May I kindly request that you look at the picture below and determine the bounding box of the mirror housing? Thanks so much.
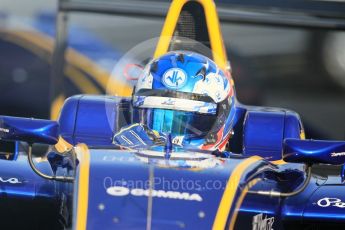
[283,138,345,165]
[0,116,59,145]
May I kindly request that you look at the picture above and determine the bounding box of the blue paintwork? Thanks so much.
[0,116,59,145]
[234,162,306,229]
[243,110,286,160]
[0,94,344,229]
[303,183,345,223]
[59,95,131,146]
[59,95,345,229]
[83,149,269,229]
[0,154,56,198]
[283,138,345,165]
[284,111,303,139]
[0,10,343,230]
[0,152,72,228]
[242,108,302,161]
[280,175,322,223]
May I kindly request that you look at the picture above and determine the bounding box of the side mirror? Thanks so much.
[283,138,345,165]
[0,116,59,145]
[0,116,73,182]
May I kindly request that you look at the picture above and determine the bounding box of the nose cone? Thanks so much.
[78,149,265,230]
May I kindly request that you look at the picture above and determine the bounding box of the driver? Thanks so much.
[114,51,236,152]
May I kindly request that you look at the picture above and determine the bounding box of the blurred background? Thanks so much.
[0,0,344,141]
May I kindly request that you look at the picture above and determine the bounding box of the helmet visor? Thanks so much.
[142,108,217,138]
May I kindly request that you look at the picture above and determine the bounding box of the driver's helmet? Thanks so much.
[132,51,235,151]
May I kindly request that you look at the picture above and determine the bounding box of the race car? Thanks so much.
[0,0,345,229]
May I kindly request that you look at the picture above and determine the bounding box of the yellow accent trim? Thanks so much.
[152,130,160,138]
[300,130,306,140]
[55,136,73,153]
[154,0,228,69]
[51,94,65,120]
[228,178,261,230]
[212,156,262,230]
[230,79,235,87]
[75,144,90,230]
[270,159,287,165]
[197,0,228,69]
[154,0,188,58]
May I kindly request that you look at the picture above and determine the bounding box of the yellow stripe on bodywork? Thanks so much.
[212,156,262,230]
[270,159,287,165]
[74,144,91,230]
[55,136,73,153]
[154,0,228,70]
[154,0,188,58]
[197,0,228,70]
[51,94,66,121]
[300,130,306,140]
[228,178,261,230]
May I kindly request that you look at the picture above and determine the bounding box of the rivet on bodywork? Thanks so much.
[198,211,205,218]
[98,203,105,211]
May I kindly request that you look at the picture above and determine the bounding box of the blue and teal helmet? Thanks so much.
[132,51,236,151]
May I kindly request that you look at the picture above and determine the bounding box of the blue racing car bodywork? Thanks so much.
[1,0,345,229]
[0,94,345,229]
